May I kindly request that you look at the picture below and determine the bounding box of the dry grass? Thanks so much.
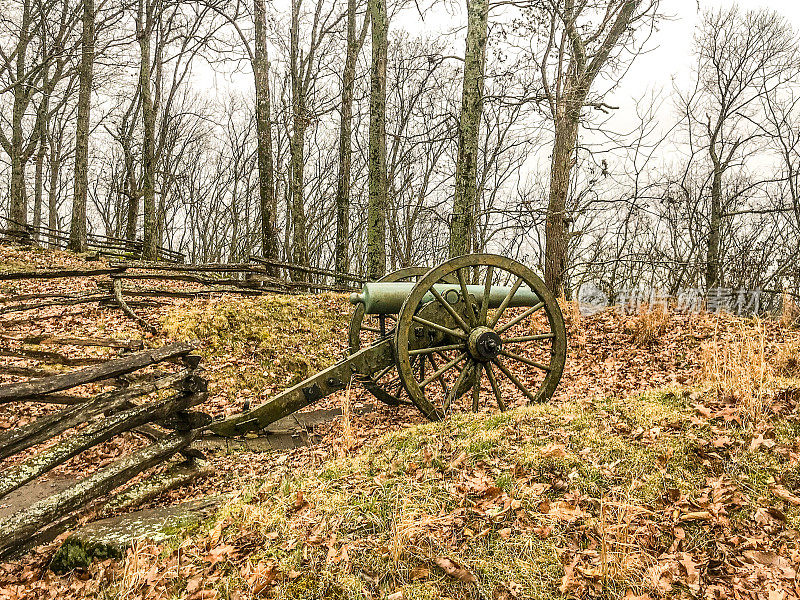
[774,337,800,378]
[338,376,355,456]
[701,319,771,420]
[697,318,800,421]
[780,291,800,328]
[624,304,670,346]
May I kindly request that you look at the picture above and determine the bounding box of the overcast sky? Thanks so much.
[609,0,800,102]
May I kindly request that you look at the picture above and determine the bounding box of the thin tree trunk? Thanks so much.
[254,0,277,262]
[366,0,388,279]
[289,120,309,272]
[33,140,46,241]
[8,5,31,231]
[449,0,489,258]
[10,95,28,229]
[335,0,368,281]
[47,132,60,240]
[289,0,309,274]
[68,0,95,253]
[706,150,723,291]
[138,4,158,261]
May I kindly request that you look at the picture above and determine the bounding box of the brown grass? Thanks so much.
[624,304,670,346]
[780,291,800,328]
[700,319,772,420]
[338,376,355,456]
[774,337,800,378]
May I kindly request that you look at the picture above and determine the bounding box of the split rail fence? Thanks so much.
[0,342,210,559]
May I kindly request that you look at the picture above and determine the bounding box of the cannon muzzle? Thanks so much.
[349,282,540,314]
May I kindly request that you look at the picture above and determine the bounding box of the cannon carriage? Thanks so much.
[210,254,567,437]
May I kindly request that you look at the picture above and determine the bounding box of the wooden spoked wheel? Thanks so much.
[394,254,567,420]
[348,267,429,406]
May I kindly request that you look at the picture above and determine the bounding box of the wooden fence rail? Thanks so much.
[0,342,210,559]
[0,216,185,263]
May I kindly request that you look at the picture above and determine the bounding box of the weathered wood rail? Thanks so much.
[0,216,185,263]
[0,342,210,559]
[0,244,367,332]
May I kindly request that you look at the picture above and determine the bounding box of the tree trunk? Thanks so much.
[254,0,277,262]
[9,95,28,229]
[335,0,367,281]
[68,0,95,253]
[33,140,46,241]
[366,0,388,279]
[706,149,723,291]
[449,0,489,258]
[8,9,31,231]
[544,104,579,296]
[47,132,60,240]
[288,0,309,274]
[138,12,158,261]
[289,120,309,272]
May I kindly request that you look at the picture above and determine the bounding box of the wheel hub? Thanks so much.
[468,326,502,362]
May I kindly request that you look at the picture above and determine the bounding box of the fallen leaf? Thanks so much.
[770,484,800,506]
[410,566,430,581]
[288,491,310,514]
[434,557,477,583]
[202,544,236,565]
[540,444,567,458]
[678,552,700,591]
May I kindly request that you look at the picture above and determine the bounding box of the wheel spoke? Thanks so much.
[479,265,494,325]
[426,352,451,396]
[503,333,555,344]
[499,348,551,371]
[412,315,467,340]
[420,352,466,388]
[361,325,382,334]
[488,277,523,328]
[409,343,466,356]
[373,364,394,381]
[444,359,475,412]
[456,268,478,326]
[484,361,506,411]
[471,362,483,412]
[495,302,545,335]
[492,357,537,403]
[419,354,426,380]
[429,286,471,333]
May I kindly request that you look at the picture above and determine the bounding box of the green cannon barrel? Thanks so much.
[349,282,540,315]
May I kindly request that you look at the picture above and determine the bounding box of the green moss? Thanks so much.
[161,294,350,400]
[50,538,122,573]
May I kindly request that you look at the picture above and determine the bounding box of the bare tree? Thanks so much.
[366,0,387,278]
[68,0,95,251]
[334,0,369,280]
[529,0,659,295]
[684,7,799,290]
[0,0,78,230]
[449,0,489,257]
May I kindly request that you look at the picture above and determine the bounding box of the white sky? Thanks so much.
[600,0,800,104]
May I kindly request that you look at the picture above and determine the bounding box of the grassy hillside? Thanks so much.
[107,387,799,600]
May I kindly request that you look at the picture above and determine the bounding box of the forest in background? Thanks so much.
[1,0,800,303]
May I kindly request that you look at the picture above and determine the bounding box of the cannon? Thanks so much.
[210,254,567,437]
